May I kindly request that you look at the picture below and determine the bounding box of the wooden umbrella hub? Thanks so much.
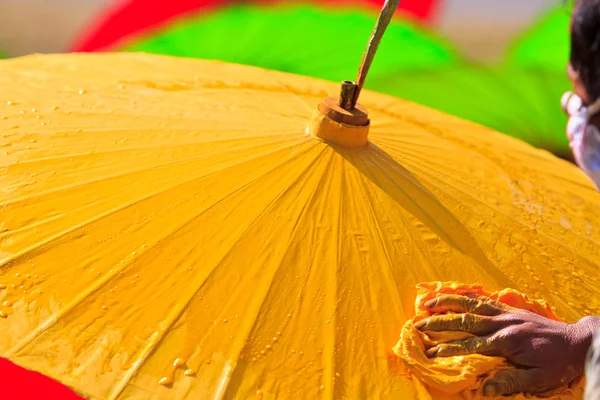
[310,81,370,148]
[318,97,369,126]
[319,81,369,126]
[310,0,399,147]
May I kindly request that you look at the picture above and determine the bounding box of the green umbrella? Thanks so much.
[123,4,459,82]
[368,6,574,158]
[76,1,575,156]
[507,5,570,71]
[370,65,571,156]
[124,3,573,156]
[500,6,572,157]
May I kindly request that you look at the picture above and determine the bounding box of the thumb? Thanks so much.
[483,369,549,397]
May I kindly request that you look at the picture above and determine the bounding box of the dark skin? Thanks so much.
[568,62,590,105]
[415,295,600,396]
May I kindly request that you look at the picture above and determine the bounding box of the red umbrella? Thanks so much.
[0,358,82,399]
[71,0,440,52]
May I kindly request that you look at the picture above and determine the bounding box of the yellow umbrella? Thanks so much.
[2,1,600,394]
[0,51,599,399]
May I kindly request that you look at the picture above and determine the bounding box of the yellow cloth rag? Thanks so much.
[393,282,585,399]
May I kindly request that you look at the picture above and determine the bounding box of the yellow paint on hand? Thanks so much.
[394,282,584,399]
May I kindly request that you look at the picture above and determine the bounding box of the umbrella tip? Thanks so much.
[339,81,358,110]
[319,83,369,127]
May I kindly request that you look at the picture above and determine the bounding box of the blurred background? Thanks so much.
[0,0,556,62]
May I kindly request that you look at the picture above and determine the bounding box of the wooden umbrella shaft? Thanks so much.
[350,0,401,108]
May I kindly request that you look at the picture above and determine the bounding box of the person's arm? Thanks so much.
[414,295,600,397]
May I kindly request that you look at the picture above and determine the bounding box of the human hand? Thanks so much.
[414,295,598,397]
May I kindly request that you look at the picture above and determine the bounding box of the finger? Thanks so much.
[424,295,507,316]
[415,314,507,336]
[483,369,550,397]
[426,335,498,358]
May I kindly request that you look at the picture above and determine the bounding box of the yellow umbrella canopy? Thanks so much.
[1,53,600,399]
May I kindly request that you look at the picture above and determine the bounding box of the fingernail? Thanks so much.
[414,320,426,330]
[424,299,437,308]
[483,383,497,397]
[425,346,439,358]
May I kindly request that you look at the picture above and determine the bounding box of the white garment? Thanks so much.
[563,92,600,189]
[586,332,600,400]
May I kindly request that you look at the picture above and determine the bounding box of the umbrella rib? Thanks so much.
[0,140,305,245]
[0,130,295,168]
[272,79,313,113]
[357,149,439,281]
[186,149,328,398]
[0,139,314,272]
[365,147,464,251]
[217,147,334,400]
[375,132,591,190]
[374,103,585,187]
[382,149,600,281]
[3,142,325,366]
[372,141,522,205]
[0,135,303,209]
[363,146,512,287]
[354,149,406,316]
[320,150,342,400]
[419,165,600,263]
[397,139,600,248]
[356,172,410,392]
[0,132,298,171]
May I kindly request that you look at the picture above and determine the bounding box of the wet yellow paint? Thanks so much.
[0,53,599,399]
[394,282,583,399]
